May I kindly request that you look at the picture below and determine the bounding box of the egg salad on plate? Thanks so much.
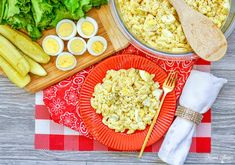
[91,68,163,134]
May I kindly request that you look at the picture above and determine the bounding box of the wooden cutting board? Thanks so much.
[0,6,129,93]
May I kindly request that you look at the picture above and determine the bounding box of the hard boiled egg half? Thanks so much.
[67,37,86,55]
[42,35,64,56]
[56,19,77,40]
[56,52,77,71]
[87,36,107,56]
[77,17,98,38]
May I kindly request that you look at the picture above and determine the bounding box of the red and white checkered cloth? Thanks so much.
[35,46,211,152]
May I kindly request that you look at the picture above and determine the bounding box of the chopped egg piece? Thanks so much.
[56,19,77,40]
[42,35,64,56]
[139,70,154,81]
[152,88,163,100]
[77,17,98,38]
[87,36,107,56]
[56,52,77,71]
[67,37,86,55]
[161,14,176,24]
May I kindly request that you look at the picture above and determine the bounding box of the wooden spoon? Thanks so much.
[168,0,227,61]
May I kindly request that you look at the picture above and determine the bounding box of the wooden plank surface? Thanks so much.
[0,26,234,165]
[0,6,129,93]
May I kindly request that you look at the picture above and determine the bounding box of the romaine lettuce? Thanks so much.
[0,0,7,22]
[0,0,108,40]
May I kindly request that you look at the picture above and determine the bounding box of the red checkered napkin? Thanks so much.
[35,45,211,152]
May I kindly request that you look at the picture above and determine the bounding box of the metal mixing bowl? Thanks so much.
[110,0,235,60]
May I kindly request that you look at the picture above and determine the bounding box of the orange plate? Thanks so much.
[79,54,176,151]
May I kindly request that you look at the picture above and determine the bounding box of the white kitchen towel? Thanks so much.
[158,70,227,165]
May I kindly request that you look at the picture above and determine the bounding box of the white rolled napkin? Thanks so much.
[158,70,227,165]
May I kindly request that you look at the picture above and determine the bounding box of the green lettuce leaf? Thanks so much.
[0,0,7,23]
[63,0,80,13]
[0,0,108,39]
[6,14,41,40]
[4,0,20,19]
[50,5,74,27]
[91,0,108,7]
[17,0,31,14]
[31,0,53,30]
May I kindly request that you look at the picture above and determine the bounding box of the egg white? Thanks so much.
[87,36,107,56]
[67,37,87,55]
[42,35,64,56]
[56,52,77,71]
[77,17,98,38]
[56,19,77,40]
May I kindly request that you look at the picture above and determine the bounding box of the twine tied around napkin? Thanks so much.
[158,70,227,165]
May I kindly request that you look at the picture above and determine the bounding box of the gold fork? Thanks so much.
[138,71,178,158]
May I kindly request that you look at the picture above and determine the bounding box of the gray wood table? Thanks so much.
[0,32,234,165]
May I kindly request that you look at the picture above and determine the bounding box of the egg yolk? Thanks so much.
[92,41,104,54]
[44,38,60,54]
[71,39,85,53]
[58,22,73,37]
[57,54,75,68]
[81,21,95,36]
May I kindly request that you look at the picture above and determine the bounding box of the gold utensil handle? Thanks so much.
[138,92,167,158]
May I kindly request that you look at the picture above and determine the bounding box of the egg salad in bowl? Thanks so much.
[111,0,234,59]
